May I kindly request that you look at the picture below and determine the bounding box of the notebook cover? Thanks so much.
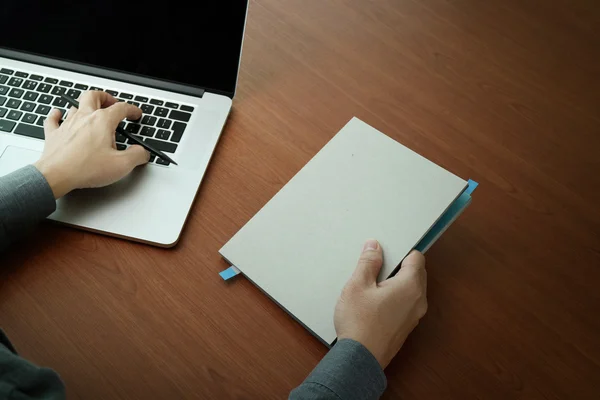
[220,117,467,344]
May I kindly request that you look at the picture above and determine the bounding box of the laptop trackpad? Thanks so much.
[0,146,42,177]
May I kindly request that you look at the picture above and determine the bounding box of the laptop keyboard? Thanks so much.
[0,67,195,166]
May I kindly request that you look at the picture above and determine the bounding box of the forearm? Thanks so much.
[289,339,387,400]
[0,165,56,251]
[0,330,66,399]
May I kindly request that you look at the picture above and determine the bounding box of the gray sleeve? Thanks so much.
[0,330,66,400]
[0,165,56,251]
[289,339,387,400]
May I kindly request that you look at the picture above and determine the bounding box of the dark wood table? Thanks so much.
[2,0,599,398]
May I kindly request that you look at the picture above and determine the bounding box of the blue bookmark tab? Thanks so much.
[414,179,478,253]
[219,266,241,281]
[465,179,479,195]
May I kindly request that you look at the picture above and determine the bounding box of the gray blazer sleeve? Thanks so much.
[0,165,56,251]
[289,339,387,400]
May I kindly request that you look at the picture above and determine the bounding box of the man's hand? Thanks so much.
[334,239,427,369]
[33,91,149,199]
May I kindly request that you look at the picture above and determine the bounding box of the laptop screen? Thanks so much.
[0,1,248,97]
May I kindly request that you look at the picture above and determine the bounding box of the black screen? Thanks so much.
[0,1,247,96]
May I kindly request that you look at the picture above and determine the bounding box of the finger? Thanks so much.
[384,250,426,290]
[102,102,142,127]
[398,250,426,276]
[78,90,117,113]
[351,239,383,288]
[65,106,78,121]
[43,109,61,134]
[117,145,150,172]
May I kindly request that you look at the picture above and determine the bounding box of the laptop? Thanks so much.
[0,1,249,247]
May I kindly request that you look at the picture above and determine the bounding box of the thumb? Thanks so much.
[351,239,383,287]
[118,145,150,170]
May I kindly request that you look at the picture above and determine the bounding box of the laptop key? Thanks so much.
[116,132,127,143]
[23,113,37,124]
[74,83,89,90]
[105,90,118,96]
[23,80,37,90]
[51,86,66,96]
[126,101,140,107]
[15,71,29,78]
[170,121,186,143]
[39,94,53,104]
[7,110,23,121]
[24,91,39,101]
[134,95,149,103]
[14,123,44,139]
[156,158,170,166]
[30,74,44,81]
[149,99,164,106]
[0,68,14,75]
[156,129,170,140]
[0,86,8,95]
[59,80,73,87]
[36,116,46,126]
[116,143,127,151]
[66,89,81,99]
[36,83,52,93]
[7,77,23,87]
[0,108,6,118]
[8,88,24,98]
[127,135,144,144]
[0,119,16,132]
[145,138,177,153]
[149,155,156,163]
[125,123,141,134]
[141,115,157,126]
[157,118,171,129]
[180,105,195,113]
[154,107,168,117]
[120,93,133,100]
[118,121,125,130]
[44,77,58,84]
[35,104,51,115]
[20,102,36,112]
[89,86,103,91]
[0,97,5,107]
[6,99,21,109]
[140,104,154,114]
[140,126,156,137]
[0,76,7,85]
[165,102,178,109]
[168,110,191,122]
[52,97,68,107]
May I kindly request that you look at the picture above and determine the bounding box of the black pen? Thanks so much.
[60,94,178,166]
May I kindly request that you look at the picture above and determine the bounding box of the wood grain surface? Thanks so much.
[2,0,599,398]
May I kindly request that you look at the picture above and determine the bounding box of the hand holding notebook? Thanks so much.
[335,241,427,368]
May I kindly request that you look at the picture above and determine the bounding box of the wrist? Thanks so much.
[34,160,73,199]
[338,334,389,369]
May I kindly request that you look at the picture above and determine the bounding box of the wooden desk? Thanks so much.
[2,0,599,398]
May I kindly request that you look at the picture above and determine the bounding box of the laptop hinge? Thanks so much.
[0,48,206,99]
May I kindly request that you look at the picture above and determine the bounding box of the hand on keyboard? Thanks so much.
[33,91,150,199]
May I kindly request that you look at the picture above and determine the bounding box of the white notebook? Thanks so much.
[220,117,467,345]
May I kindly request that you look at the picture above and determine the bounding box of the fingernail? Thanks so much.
[363,239,378,252]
